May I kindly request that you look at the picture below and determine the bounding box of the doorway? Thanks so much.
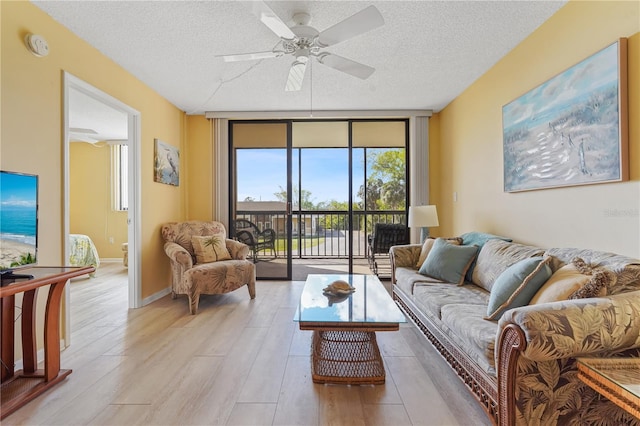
[230,119,408,280]
[63,73,142,345]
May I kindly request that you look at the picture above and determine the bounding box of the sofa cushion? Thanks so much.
[415,237,463,268]
[418,238,479,285]
[530,263,591,304]
[485,257,552,320]
[472,239,546,292]
[440,303,498,375]
[412,282,490,319]
[546,247,640,295]
[394,267,446,296]
[569,269,616,299]
[461,232,513,282]
[192,234,231,263]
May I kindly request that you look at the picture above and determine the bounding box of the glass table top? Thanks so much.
[294,274,406,324]
[578,358,640,400]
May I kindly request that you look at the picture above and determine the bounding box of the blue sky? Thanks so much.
[236,148,367,203]
[0,172,37,207]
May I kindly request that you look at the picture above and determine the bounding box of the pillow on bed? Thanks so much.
[418,238,478,285]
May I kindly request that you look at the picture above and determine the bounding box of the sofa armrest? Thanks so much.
[164,241,193,269]
[226,238,250,260]
[498,290,640,362]
[496,292,640,425]
[389,244,421,268]
[389,244,421,284]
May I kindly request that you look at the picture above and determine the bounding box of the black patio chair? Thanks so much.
[234,219,277,262]
[367,223,409,276]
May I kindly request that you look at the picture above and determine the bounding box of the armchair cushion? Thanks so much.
[192,234,231,263]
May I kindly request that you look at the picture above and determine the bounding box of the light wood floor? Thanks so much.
[5,262,490,426]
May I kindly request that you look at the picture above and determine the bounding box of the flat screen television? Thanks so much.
[0,170,38,281]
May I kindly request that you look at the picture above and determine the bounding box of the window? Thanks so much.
[112,144,128,211]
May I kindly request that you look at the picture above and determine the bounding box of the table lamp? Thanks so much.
[408,205,439,242]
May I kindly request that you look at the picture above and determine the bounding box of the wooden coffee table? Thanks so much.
[294,274,406,385]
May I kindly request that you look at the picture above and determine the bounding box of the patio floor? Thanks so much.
[254,256,394,281]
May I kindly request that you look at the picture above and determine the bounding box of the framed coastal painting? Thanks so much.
[502,38,628,192]
[154,139,179,186]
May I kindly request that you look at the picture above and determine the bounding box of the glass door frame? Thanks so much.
[229,119,293,280]
[229,118,409,280]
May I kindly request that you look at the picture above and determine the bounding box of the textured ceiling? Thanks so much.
[33,0,566,116]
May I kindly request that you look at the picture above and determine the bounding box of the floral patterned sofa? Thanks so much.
[390,232,640,425]
[161,221,256,314]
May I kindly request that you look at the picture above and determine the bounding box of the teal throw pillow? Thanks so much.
[418,238,479,285]
[460,231,512,247]
[485,257,552,321]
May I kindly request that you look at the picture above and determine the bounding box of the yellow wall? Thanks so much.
[69,143,127,258]
[186,115,214,220]
[433,0,640,258]
[1,2,185,304]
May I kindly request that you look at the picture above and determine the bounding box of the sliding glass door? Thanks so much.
[231,122,291,279]
[231,119,408,280]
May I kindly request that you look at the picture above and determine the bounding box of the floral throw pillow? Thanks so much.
[191,234,231,263]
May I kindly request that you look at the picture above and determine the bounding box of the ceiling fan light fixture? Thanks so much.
[295,48,310,63]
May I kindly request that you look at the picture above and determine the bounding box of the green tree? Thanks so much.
[274,186,315,210]
[358,149,406,210]
[357,177,383,210]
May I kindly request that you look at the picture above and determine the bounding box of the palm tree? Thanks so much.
[203,236,223,261]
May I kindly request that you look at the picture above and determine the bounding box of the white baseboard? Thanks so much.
[142,287,171,306]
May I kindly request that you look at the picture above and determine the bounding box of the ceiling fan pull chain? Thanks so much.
[310,60,313,118]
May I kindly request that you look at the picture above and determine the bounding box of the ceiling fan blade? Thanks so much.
[218,51,281,62]
[285,59,308,92]
[316,5,384,47]
[251,1,296,40]
[317,53,375,80]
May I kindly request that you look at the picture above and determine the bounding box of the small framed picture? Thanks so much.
[154,139,179,186]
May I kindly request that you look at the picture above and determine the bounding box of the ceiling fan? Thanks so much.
[219,2,384,91]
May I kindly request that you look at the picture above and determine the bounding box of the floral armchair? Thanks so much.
[161,221,256,314]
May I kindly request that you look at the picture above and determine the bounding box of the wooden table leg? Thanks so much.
[21,288,38,374]
[44,281,66,382]
[1,295,15,382]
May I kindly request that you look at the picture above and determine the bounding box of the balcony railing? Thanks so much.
[235,210,406,259]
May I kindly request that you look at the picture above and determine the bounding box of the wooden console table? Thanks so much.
[0,266,94,419]
[577,357,640,419]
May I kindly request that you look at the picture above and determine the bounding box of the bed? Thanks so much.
[69,234,100,276]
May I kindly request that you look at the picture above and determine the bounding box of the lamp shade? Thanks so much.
[408,205,439,228]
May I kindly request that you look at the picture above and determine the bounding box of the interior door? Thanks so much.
[231,121,291,279]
